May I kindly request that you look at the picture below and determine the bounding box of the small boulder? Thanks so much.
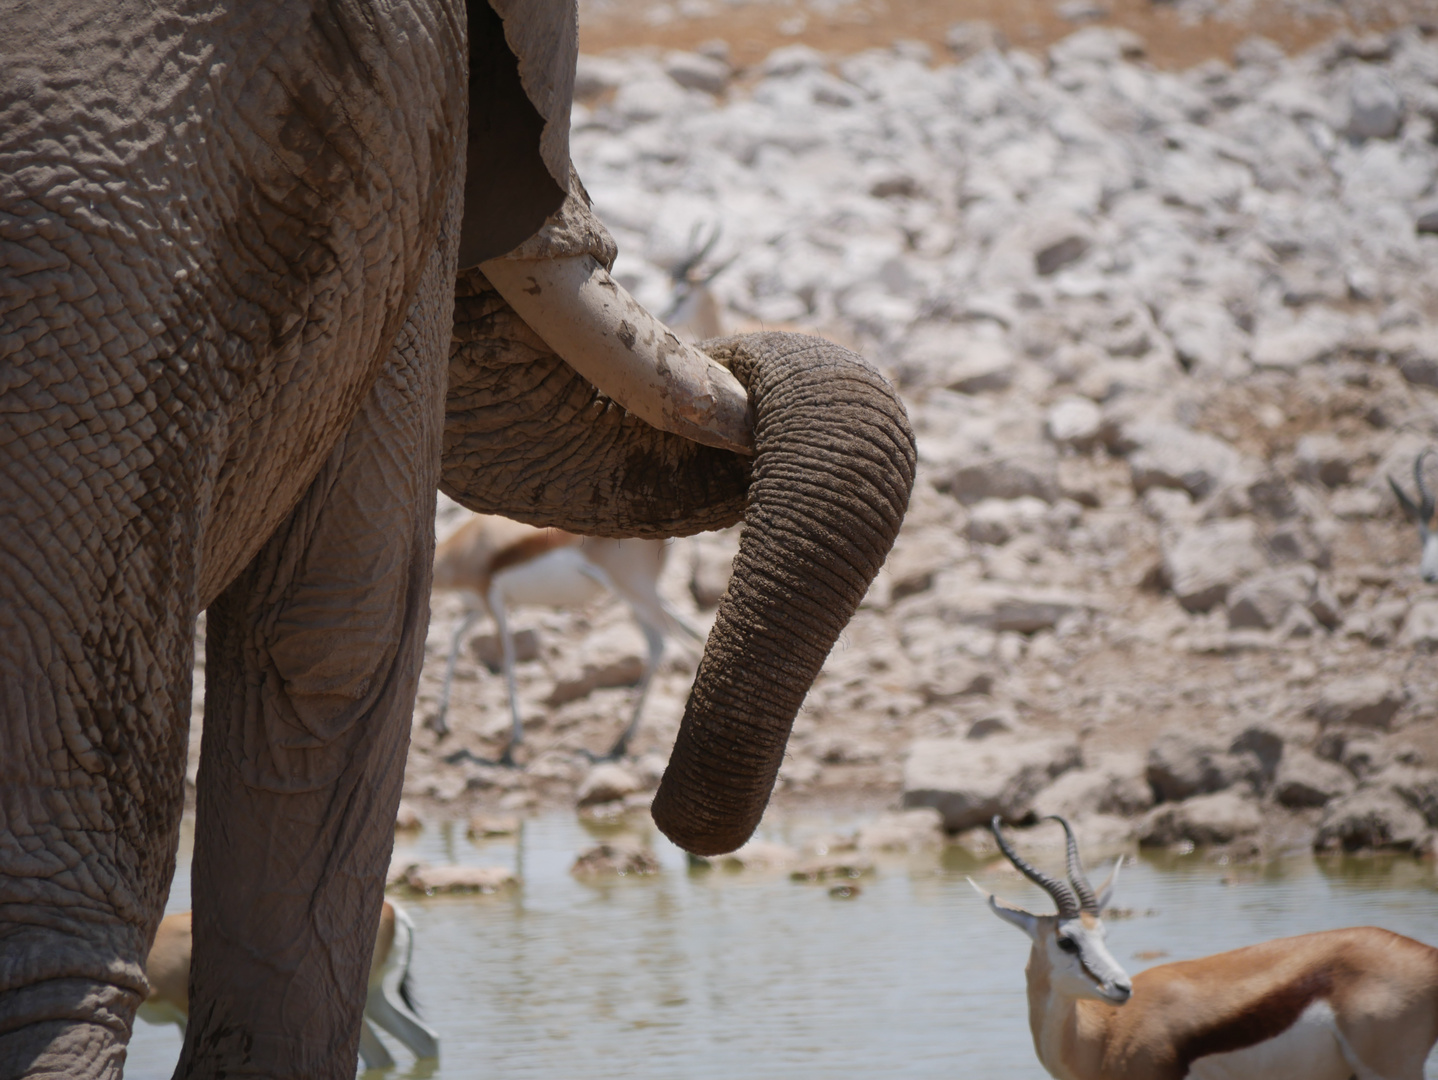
[713,840,800,871]
[1032,752,1153,819]
[1138,791,1263,847]
[1295,435,1351,488]
[1400,599,1438,649]
[571,842,661,877]
[1146,729,1257,803]
[405,864,518,894]
[1387,766,1438,826]
[576,763,642,807]
[790,854,875,882]
[664,50,731,94]
[856,808,946,852]
[1273,749,1355,808]
[902,734,1081,831]
[937,455,1058,505]
[394,801,424,831]
[1226,567,1317,630]
[1162,520,1267,613]
[1045,396,1104,450]
[1124,422,1243,500]
[1346,66,1403,140]
[1316,787,1427,852]
[1312,675,1404,730]
[966,497,1049,546]
[468,813,520,838]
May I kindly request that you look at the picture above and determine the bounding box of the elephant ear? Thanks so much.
[459,0,578,267]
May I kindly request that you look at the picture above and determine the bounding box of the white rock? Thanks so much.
[1123,421,1243,500]
[1226,567,1317,630]
[1045,396,1103,450]
[1346,66,1404,140]
[1163,520,1267,613]
[902,734,1081,831]
[1401,599,1438,649]
[664,50,731,94]
[577,763,642,807]
[1312,675,1405,730]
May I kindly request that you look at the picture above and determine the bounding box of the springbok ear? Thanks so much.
[968,878,1040,939]
[1095,856,1124,912]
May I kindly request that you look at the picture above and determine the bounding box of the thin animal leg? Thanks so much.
[430,608,477,737]
[357,1019,394,1071]
[364,906,440,1060]
[488,581,523,767]
[596,619,665,761]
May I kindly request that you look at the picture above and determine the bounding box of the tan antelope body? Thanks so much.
[976,817,1438,1080]
[430,513,703,761]
[139,901,439,1069]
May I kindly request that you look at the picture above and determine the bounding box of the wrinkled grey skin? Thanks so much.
[0,0,916,1076]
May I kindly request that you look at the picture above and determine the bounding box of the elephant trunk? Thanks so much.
[442,270,914,854]
[650,333,914,853]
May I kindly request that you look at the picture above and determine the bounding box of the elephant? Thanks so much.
[0,0,917,1076]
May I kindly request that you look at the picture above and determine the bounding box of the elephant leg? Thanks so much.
[176,197,456,1080]
[0,374,200,1075]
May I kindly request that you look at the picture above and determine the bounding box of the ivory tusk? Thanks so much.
[480,255,755,455]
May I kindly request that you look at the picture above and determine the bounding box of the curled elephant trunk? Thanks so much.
[650,333,915,854]
[441,266,915,855]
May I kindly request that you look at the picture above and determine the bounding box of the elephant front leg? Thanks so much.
[177,286,450,1079]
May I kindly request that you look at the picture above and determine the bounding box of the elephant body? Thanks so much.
[0,1,916,1076]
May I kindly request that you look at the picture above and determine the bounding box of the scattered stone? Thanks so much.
[1273,749,1355,808]
[966,497,1049,545]
[664,50,731,94]
[1032,752,1153,819]
[1138,792,1263,847]
[394,801,424,831]
[547,653,645,708]
[1123,422,1243,500]
[1400,599,1438,649]
[576,763,643,807]
[1295,435,1352,488]
[1312,675,1405,730]
[902,734,1081,831]
[1045,397,1104,450]
[856,808,946,851]
[571,842,661,877]
[1226,567,1316,630]
[1162,520,1267,613]
[1146,729,1258,803]
[936,456,1058,505]
[470,628,541,673]
[1315,787,1427,852]
[468,814,520,838]
[1345,66,1403,140]
[1387,766,1438,826]
[404,865,518,894]
[829,883,862,899]
[790,854,875,882]
[714,840,800,870]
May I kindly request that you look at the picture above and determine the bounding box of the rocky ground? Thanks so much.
[191,7,1438,865]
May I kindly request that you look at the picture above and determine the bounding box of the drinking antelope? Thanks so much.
[973,815,1438,1080]
[139,901,440,1069]
[1389,448,1438,583]
[429,513,704,762]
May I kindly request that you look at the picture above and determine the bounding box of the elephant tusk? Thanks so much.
[480,255,755,455]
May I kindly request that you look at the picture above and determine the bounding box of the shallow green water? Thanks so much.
[126,813,1438,1079]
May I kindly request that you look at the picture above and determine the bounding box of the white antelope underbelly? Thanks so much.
[493,547,608,609]
[1187,1000,1352,1080]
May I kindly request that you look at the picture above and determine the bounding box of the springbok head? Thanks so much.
[1389,449,1438,583]
[970,816,1133,1005]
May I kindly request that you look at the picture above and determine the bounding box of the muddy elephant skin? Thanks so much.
[0,0,915,1076]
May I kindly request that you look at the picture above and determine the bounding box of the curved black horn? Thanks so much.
[990,816,1080,921]
[1047,815,1099,915]
[1416,448,1436,521]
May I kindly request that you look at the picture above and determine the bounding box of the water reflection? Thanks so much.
[125,813,1438,1079]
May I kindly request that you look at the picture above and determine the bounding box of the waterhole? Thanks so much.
[127,812,1438,1078]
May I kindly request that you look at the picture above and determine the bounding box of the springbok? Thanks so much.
[1388,448,1438,583]
[659,222,733,344]
[139,901,440,1069]
[429,512,704,763]
[973,815,1438,1080]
